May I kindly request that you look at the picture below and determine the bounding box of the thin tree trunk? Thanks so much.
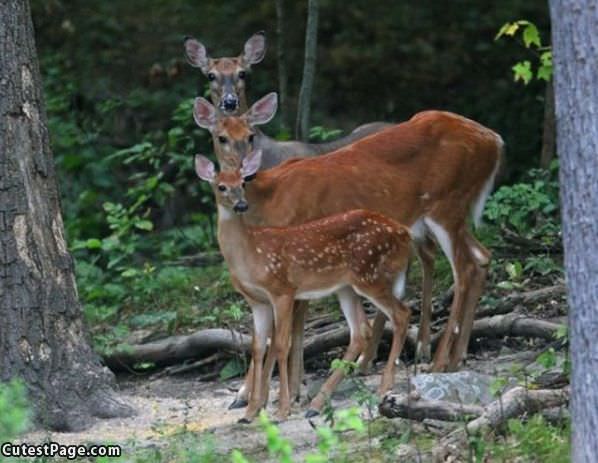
[295,0,319,141]
[276,0,289,131]
[549,1,598,461]
[0,0,133,431]
[540,80,556,168]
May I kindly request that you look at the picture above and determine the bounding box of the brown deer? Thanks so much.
[183,33,391,168]
[193,95,503,415]
[195,149,412,422]
[184,33,391,405]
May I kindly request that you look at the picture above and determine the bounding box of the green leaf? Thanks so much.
[231,450,251,463]
[555,325,568,340]
[495,22,520,40]
[219,358,245,380]
[505,261,523,280]
[134,219,154,231]
[513,61,533,85]
[121,268,140,278]
[133,361,156,371]
[523,23,541,48]
[536,348,557,369]
[537,65,552,82]
[85,238,102,249]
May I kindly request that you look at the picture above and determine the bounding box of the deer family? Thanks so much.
[184,32,391,168]
[193,94,503,414]
[195,149,412,422]
[184,32,391,406]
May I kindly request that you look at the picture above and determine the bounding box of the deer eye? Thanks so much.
[207,72,216,81]
[217,184,227,192]
[218,136,227,144]
[248,134,255,143]
[238,71,246,80]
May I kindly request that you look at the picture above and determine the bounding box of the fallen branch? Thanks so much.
[379,393,484,422]
[477,284,566,318]
[431,313,564,349]
[104,306,564,373]
[432,386,570,461]
[103,329,251,372]
[153,352,226,377]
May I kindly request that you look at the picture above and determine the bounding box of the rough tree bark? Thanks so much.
[549,0,598,461]
[0,0,133,431]
[275,0,289,130]
[295,0,319,141]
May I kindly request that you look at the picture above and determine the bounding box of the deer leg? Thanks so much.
[306,287,369,417]
[425,219,485,372]
[357,274,411,397]
[288,300,308,403]
[447,232,491,369]
[229,360,252,409]
[271,294,295,421]
[260,327,277,406]
[357,310,385,373]
[415,237,436,364]
[240,303,272,423]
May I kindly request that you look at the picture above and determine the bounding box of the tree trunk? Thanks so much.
[549,1,598,461]
[295,0,319,141]
[276,0,289,131]
[0,0,133,431]
[540,80,556,168]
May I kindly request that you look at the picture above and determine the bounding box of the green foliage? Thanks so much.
[485,165,559,239]
[232,408,366,463]
[496,20,552,84]
[309,126,343,142]
[0,380,30,441]
[487,414,570,462]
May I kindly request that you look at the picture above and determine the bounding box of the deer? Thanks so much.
[183,32,391,169]
[195,148,413,422]
[192,93,503,416]
[184,32,391,405]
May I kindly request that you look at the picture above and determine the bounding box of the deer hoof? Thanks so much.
[228,398,248,410]
[237,416,253,424]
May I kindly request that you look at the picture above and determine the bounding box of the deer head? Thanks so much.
[193,92,277,169]
[194,149,263,213]
[184,32,266,114]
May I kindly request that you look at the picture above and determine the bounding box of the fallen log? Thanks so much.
[103,328,251,372]
[430,313,564,349]
[379,392,484,421]
[476,284,566,318]
[431,386,570,461]
[104,312,564,372]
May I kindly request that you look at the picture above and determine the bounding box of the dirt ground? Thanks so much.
[21,338,557,462]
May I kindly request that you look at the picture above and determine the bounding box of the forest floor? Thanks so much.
[22,272,569,462]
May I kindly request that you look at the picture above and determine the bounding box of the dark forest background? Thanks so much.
[27,0,561,366]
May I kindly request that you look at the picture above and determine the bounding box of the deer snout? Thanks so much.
[233,200,249,213]
[221,93,239,112]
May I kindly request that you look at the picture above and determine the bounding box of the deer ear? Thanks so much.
[243,93,277,126]
[193,97,217,130]
[240,149,263,178]
[194,155,216,182]
[184,37,210,73]
[241,31,266,66]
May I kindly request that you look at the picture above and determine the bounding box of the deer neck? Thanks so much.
[215,204,258,277]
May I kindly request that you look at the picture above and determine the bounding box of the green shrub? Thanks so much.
[0,380,30,442]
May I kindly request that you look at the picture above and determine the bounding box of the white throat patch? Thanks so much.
[218,204,234,221]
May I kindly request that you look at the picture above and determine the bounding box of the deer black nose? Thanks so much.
[222,94,238,112]
[233,200,248,213]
